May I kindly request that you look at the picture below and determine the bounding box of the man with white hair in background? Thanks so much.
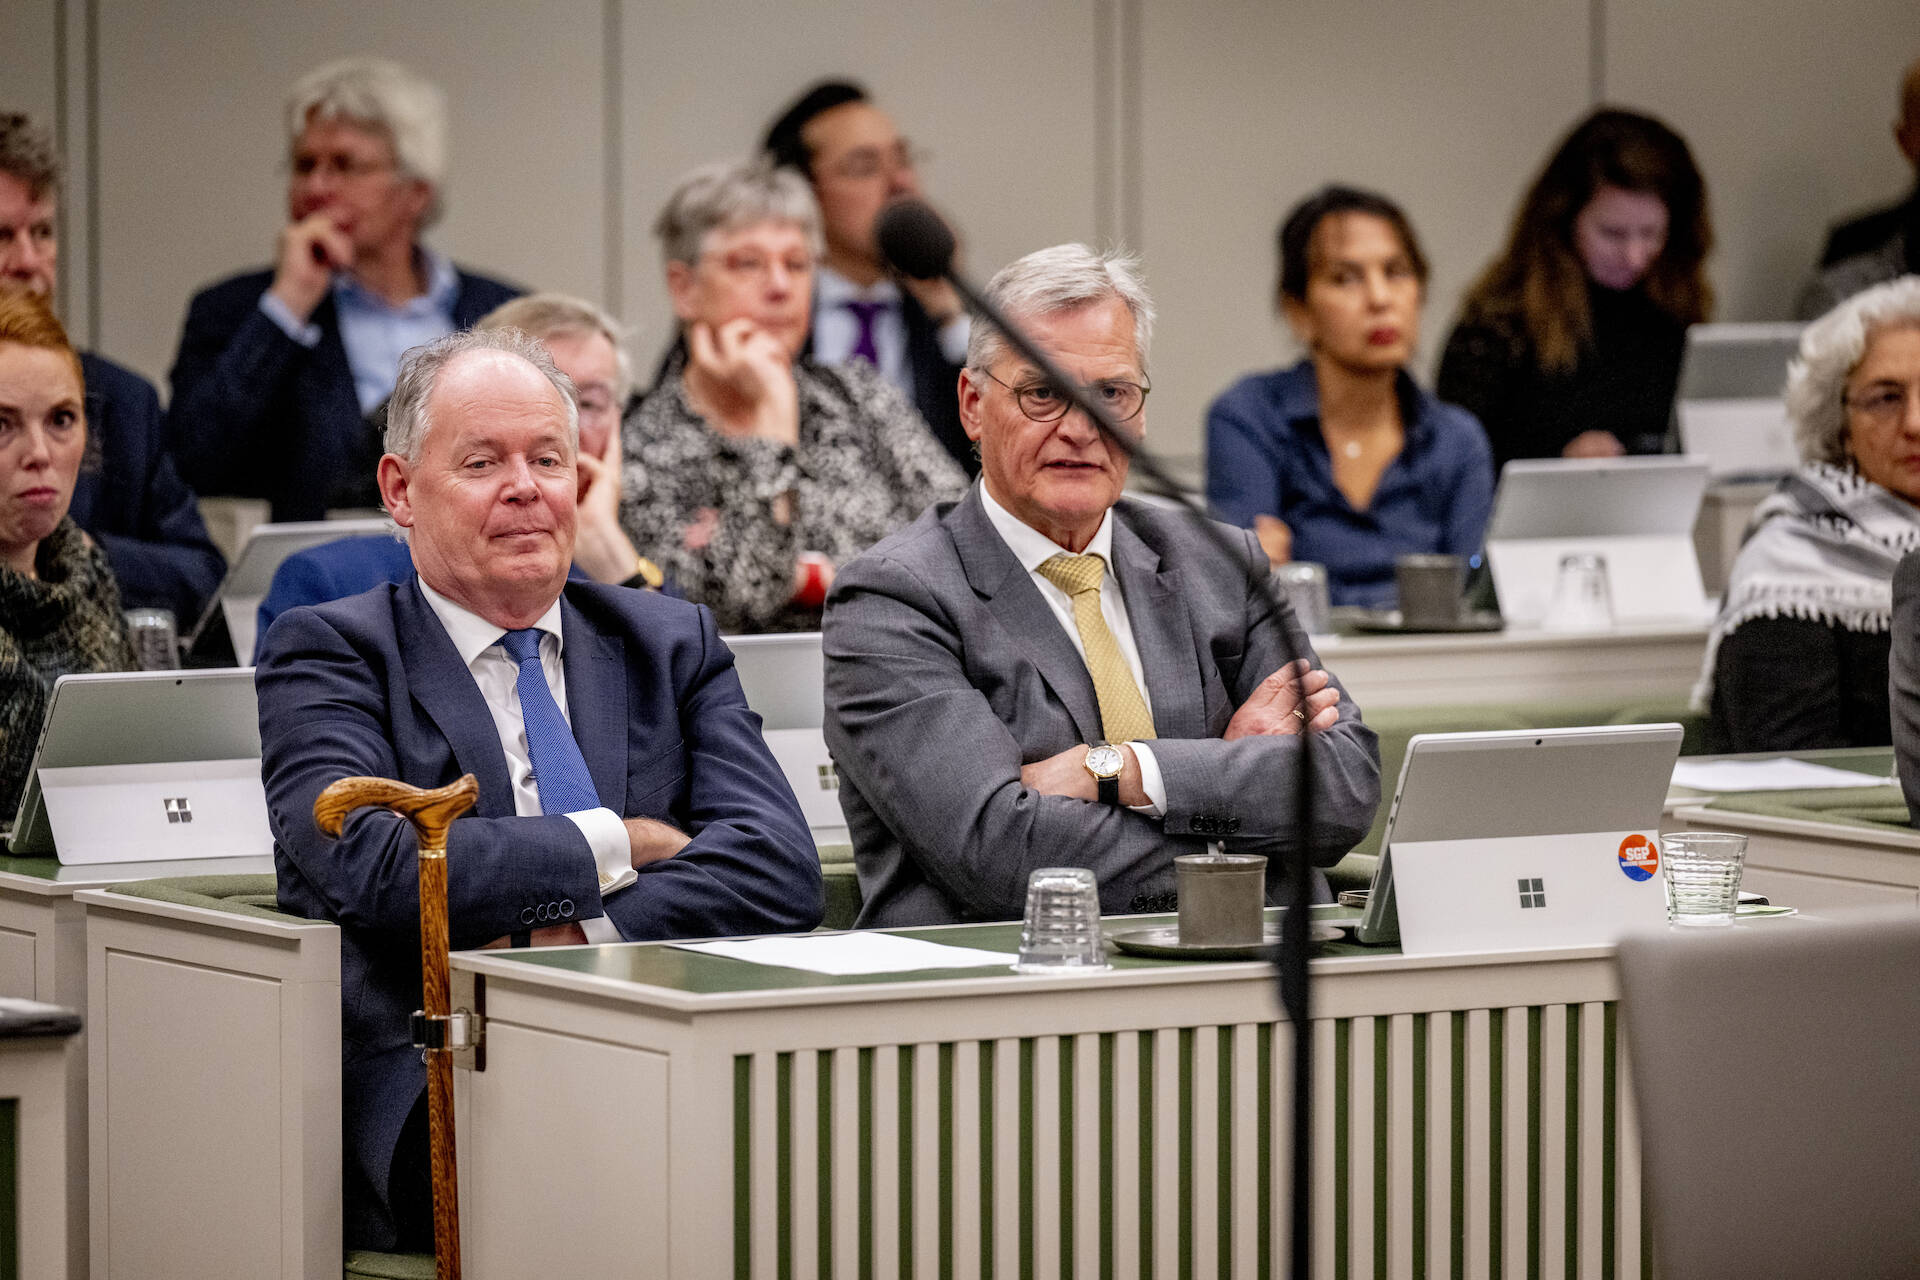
[256,326,819,1249]
[823,243,1380,928]
[167,56,519,521]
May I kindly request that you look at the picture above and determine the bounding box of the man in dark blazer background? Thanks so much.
[764,80,978,475]
[1,112,225,622]
[167,57,517,522]
[823,244,1380,928]
[256,327,820,1250]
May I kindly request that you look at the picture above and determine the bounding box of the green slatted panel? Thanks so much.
[730,1000,1639,1278]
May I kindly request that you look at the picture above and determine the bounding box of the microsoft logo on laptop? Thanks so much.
[163,797,193,824]
[1517,877,1545,909]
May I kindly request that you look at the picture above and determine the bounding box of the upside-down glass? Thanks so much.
[1660,831,1747,926]
[1012,867,1112,973]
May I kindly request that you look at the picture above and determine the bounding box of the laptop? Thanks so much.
[1357,724,1682,954]
[725,632,826,731]
[8,669,271,863]
[1485,457,1712,626]
[1674,322,1804,481]
[1618,909,1920,1279]
[187,518,394,666]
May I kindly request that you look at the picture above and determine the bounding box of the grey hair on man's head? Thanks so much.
[384,327,579,465]
[967,243,1155,374]
[478,292,634,404]
[652,158,822,268]
[0,113,60,199]
[1787,274,1920,466]
[287,57,447,226]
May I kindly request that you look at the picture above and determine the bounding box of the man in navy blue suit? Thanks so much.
[0,113,224,622]
[166,58,519,521]
[256,327,821,1250]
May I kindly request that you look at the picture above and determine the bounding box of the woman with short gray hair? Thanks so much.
[620,160,966,632]
[1698,274,1920,750]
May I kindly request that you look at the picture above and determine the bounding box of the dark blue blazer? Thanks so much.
[69,351,226,623]
[257,578,821,1248]
[165,264,520,521]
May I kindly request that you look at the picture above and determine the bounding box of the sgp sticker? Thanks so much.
[1618,834,1659,882]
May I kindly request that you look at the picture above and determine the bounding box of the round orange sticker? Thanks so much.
[1618,833,1659,882]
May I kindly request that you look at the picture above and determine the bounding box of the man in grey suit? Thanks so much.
[823,244,1380,927]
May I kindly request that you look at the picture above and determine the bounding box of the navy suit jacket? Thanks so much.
[69,351,225,623]
[257,577,822,1248]
[166,264,520,521]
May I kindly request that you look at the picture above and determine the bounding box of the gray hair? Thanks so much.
[0,113,60,199]
[652,159,822,268]
[385,327,578,465]
[967,243,1155,374]
[287,57,447,226]
[1788,274,1920,465]
[478,292,634,404]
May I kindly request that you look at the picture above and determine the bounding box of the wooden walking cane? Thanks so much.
[315,773,480,1280]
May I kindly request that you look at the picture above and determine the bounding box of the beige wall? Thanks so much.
[2,0,1915,468]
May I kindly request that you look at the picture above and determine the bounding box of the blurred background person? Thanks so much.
[1207,186,1492,608]
[0,113,223,625]
[253,293,667,655]
[1438,108,1713,473]
[1699,275,1920,753]
[166,57,519,521]
[0,291,136,815]
[1798,56,1920,319]
[764,80,976,474]
[619,160,966,634]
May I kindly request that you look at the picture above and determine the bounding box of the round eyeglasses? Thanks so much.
[975,368,1150,424]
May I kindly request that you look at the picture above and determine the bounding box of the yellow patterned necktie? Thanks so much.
[1035,553,1157,743]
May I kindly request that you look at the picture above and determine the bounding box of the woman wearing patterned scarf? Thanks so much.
[0,291,136,817]
[1698,275,1920,751]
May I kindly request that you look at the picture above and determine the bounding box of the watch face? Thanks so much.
[1085,744,1124,777]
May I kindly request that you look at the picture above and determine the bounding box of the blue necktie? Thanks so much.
[499,628,600,816]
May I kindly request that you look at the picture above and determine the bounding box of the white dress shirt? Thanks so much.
[977,484,1168,813]
[418,579,635,943]
[812,264,971,393]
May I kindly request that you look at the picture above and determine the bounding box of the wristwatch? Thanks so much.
[1083,743,1126,805]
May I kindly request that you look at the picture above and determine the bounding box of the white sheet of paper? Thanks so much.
[672,932,1018,976]
[1669,758,1897,792]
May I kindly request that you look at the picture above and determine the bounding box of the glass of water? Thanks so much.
[1012,867,1111,974]
[1659,831,1748,926]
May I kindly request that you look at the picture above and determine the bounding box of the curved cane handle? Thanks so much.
[313,774,480,854]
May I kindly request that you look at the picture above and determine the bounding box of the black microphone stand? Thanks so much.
[878,202,1318,1277]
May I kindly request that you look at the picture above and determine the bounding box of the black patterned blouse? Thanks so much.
[618,353,969,633]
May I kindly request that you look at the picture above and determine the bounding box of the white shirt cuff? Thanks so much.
[579,915,624,945]
[935,312,971,365]
[1127,741,1166,817]
[256,292,323,348]
[565,807,638,898]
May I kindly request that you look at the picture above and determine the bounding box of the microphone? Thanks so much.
[875,200,956,281]
[880,197,1321,1278]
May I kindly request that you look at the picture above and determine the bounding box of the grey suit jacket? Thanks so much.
[823,485,1381,927]
[1890,551,1920,820]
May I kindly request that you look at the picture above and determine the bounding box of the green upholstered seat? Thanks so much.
[104,873,296,922]
[344,1250,437,1279]
[816,842,862,930]
[1704,789,1913,833]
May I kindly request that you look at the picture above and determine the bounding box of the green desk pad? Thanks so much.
[485,904,1388,997]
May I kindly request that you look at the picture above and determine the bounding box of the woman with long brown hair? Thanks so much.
[1438,108,1713,472]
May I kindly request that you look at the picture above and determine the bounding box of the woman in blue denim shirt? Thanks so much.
[1206,187,1493,609]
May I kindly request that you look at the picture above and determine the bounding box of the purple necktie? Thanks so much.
[844,299,888,367]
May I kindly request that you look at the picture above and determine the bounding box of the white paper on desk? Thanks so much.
[1670,758,1897,792]
[672,932,1018,975]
